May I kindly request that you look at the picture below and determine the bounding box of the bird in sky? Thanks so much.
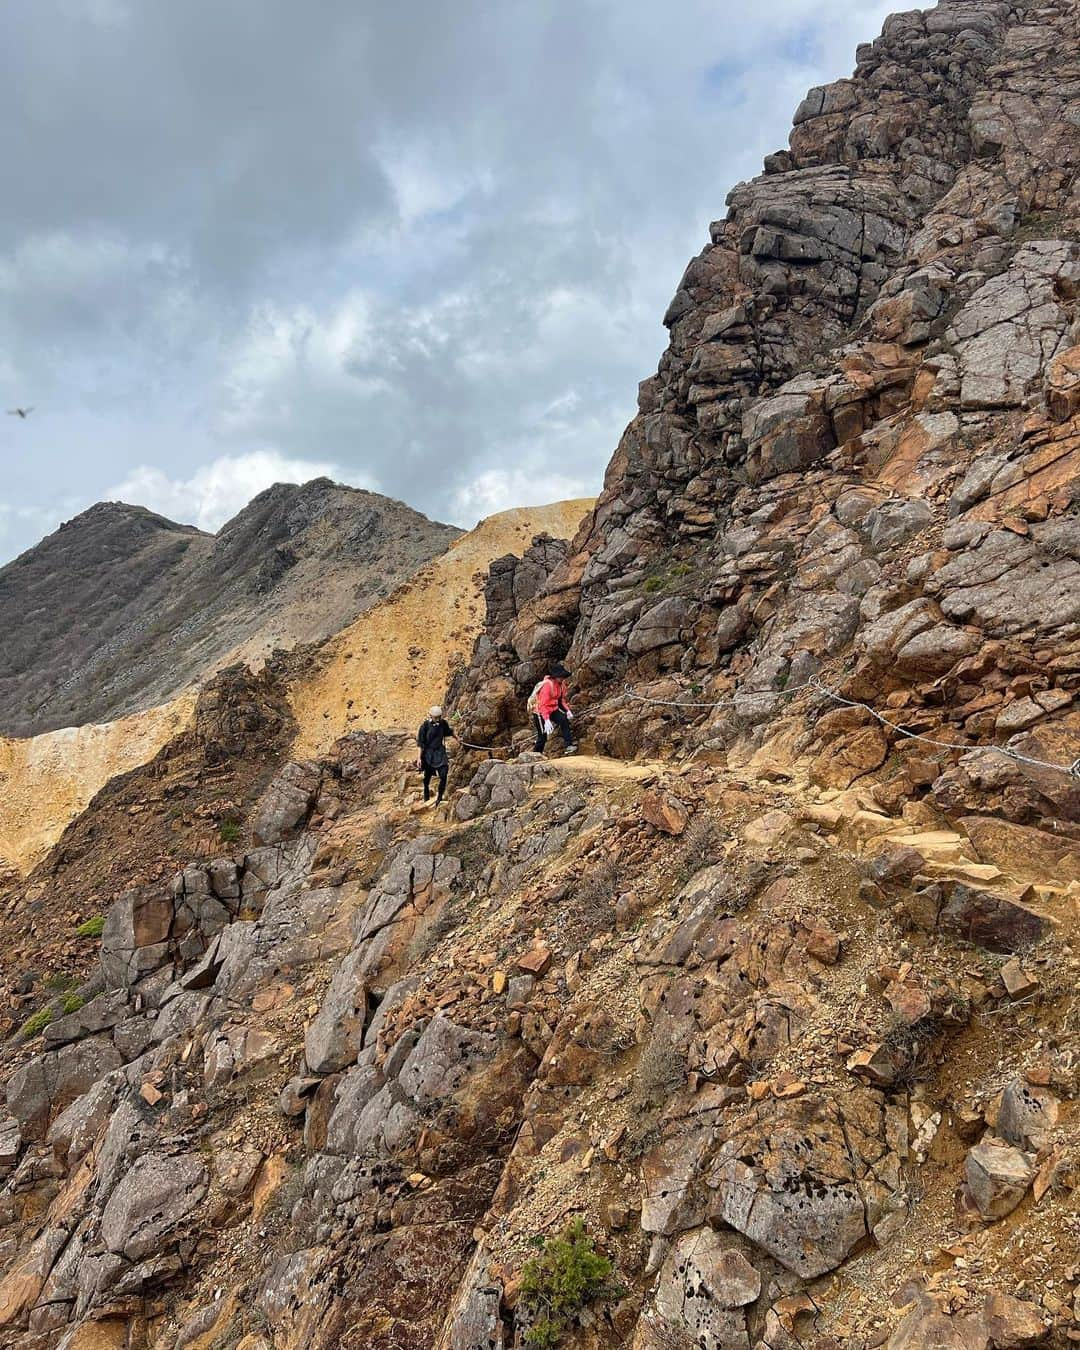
[6,407,33,419]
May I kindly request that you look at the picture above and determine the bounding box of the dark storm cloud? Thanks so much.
[0,0,920,559]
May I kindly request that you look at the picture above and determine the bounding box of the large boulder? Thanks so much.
[995,1079,1059,1151]
[6,1038,122,1140]
[46,1077,118,1165]
[627,597,694,656]
[438,1250,506,1350]
[706,1091,902,1278]
[100,1152,208,1262]
[253,761,322,845]
[964,1140,1035,1220]
[100,889,174,989]
[305,949,368,1075]
[645,1228,761,1350]
[397,1017,498,1106]
[741,378,835,482]
[925,522,1080,639]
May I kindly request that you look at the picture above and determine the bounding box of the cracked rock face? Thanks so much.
[453,0,1079,787]
[643,1228,761,1349]
[304,949,368,1075]
[946,242,1078,410]
[100,1153,208,1263]
[706,1091,904,1278]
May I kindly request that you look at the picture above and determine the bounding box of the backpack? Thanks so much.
[526,680,545,715]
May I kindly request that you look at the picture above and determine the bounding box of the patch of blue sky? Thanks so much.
[779,23,824,66]
[702,57,743,96]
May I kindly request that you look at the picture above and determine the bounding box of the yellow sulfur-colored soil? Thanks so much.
[0,692,197,875]
[289,500,592,758]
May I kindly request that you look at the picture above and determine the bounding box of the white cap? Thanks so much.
[429,705,443,718]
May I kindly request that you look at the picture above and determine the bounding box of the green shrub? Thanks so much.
[60,993,85,1016]
[42,972,78,991]
[20,1007,53,1039]
[642,575,666,593]
[218,819,242,845]
[75,915,105,939]
[519,1218,619,1347]
[523,1323,561,1349]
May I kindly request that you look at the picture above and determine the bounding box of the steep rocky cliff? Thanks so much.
[456,0,1080,804]
[0,480,461,737]
[289,501,592,759]
[0,3,1078,1349]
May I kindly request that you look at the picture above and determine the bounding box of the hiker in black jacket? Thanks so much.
[416,705,454,804]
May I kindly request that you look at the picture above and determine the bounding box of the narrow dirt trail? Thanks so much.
[545,752,663,781]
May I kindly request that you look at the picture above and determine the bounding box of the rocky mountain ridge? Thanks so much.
[0,501,590,878]
[0,2,1077,1348]
[0,479,462,737]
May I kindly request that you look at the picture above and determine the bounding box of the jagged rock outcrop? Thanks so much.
[446,533,573,745]
[454,0,1079,804]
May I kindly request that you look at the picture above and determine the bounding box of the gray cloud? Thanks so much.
[0,0,922,560]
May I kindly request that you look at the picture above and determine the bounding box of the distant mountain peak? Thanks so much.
[55,499,206,536]
[0,483,462,735]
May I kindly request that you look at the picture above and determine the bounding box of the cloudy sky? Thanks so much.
[0,0,918,563]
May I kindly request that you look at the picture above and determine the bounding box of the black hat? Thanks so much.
[551,663,571,679]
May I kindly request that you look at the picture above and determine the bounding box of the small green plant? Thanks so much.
[75,915,105,939]
[642,575,667,593]
[523,1323,561,1349]
[519,1218,619,1347]
[218,819,242,845]
[670,562,693,577]
[60,993,85,1016]
[42,972,78,991]
[20,1007,54,1039]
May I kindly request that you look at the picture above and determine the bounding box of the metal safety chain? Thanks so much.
[621,676,1079,779]
[446,672,1078,779]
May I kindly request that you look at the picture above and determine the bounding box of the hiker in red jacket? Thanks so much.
[534,663,577,755]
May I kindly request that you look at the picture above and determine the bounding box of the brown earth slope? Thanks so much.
[0,694,196,876]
